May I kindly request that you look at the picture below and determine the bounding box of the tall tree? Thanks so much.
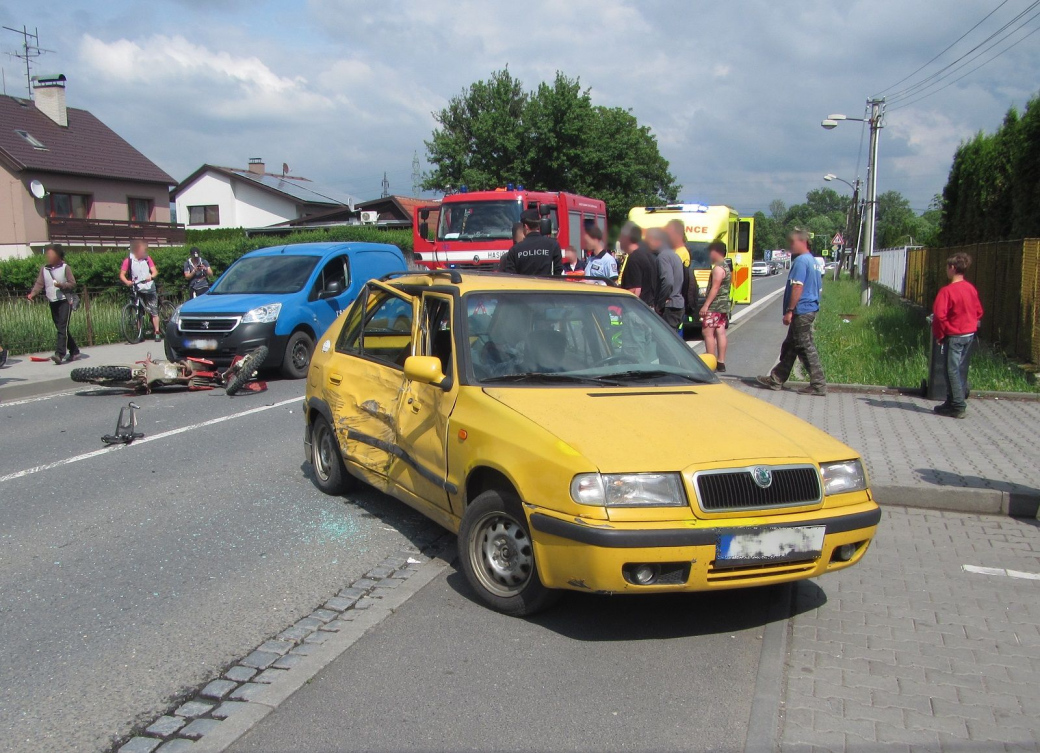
[769,199,788,222]
[423,69,679,223]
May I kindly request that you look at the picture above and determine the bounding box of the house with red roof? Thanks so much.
[0,74,180,259]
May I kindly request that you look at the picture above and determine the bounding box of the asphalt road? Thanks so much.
[0,379,440,752]
[229,569,784,753]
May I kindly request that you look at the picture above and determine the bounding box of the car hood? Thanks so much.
[178,293,293,316]
[482,383,857,472]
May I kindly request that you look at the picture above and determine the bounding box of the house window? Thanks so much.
[128,198,153,222]
[188,205,220,225]
[49,193,91,219]
[14,129,46,150]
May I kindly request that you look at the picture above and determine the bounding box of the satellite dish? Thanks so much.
[29,179,47,199]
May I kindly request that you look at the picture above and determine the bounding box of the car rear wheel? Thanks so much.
[309,415,353,495]
[458,489,560,616]
[281,331,313,379]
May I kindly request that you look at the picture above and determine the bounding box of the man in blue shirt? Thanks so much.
[757,229,826,395]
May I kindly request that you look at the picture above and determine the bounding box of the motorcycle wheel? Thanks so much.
[225,346,269,396]
[71,366,135,385]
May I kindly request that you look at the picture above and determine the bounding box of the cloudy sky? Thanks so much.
[3,0,1038,214]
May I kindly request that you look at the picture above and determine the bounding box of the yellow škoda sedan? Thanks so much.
[304,271,880,616]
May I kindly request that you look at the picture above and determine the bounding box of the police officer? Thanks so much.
[499,209,562,277]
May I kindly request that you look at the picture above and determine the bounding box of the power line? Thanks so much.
[874,0,1011,96]
[890,20,1040,110]
[887,0,1040,102]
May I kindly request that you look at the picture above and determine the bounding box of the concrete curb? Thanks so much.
[724,375,1040,402]
[873,484,1040,518]
[743,583,794,753]
[187,542,454,753]
[0,376,76,402]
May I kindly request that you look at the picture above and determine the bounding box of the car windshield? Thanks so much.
[209,255,319,295]
[438,200,522,241]
[463,291,719,386]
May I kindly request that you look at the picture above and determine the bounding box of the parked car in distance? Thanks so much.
[166,242,408,378]
[304,270,881,616]
[751,261,773,276]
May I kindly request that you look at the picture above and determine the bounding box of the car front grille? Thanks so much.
[179,316,240,333]
[694,465,822,512]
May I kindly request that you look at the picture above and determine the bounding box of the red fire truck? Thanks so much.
[412,188,607,269]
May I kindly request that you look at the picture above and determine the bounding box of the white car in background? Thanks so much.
[751,261,772,277]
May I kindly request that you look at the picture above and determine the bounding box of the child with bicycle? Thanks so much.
[119,240,162,342]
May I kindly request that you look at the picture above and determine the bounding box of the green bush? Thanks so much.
[0,226,413,295]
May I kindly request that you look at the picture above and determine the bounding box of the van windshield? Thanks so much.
[209,256,319,295]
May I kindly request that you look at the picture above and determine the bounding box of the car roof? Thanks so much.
[385,270,636,296]
[242,242,400,259]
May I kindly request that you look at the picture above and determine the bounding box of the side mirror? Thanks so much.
[539,218,552,236]
[420,209,430,220]
[419,221,429,239]
[404,355,447,387]
[322,280,343,299]
[538,204,551,217]
[698,353,718,372]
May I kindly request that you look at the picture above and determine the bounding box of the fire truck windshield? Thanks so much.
[438,200,521,241]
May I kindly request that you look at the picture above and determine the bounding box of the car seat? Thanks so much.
[524,329,567,372]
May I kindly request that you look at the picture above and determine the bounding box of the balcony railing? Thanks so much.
[47,217,186,246]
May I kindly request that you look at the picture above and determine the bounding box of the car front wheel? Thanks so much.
[458,489,560,616]
[309,415,353,495]
[282,331,314,379]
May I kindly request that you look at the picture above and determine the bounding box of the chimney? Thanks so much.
[248,157,265,174]
[32,74,68,128]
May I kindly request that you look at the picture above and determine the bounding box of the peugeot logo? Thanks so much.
[201,321,210,329]
[751,466,773,489]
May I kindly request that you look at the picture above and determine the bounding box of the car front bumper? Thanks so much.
[165,320,286,369]
[527,502,881,594]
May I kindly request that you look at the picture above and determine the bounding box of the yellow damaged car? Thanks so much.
[304,271,880,615]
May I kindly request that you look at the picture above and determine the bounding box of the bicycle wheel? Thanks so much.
[158,300,177,332]
[120,302,143,344]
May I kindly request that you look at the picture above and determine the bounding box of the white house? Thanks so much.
[171,159,357,230]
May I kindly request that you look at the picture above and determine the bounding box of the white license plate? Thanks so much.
[186,339,219,351]
[715,525,825,568]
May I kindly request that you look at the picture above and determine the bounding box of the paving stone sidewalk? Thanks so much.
[781,506,1040,752]
[732,384,1040,501]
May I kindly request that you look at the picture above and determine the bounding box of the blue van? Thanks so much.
[165,242,407,377]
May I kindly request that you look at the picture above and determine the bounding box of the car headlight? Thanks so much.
[570,472,686,508]
[169,305,181,325]
[241,303,281,324]
[820,460,868,496]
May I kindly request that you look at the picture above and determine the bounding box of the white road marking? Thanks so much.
[689,284,787,353]
[0,389,80,407]
[962,564,1040,580]
[0,397,299,484]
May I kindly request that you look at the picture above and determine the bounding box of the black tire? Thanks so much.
[71,365,134,385]
[158,301,177,331]
[120,303,143,344]
[458,489,560,617]
[225,346,269,396]
[281,331,314,379]
[309,414,353,495]
[164,338,177,362]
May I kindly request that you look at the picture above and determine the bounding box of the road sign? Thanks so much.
[832,232,844,247]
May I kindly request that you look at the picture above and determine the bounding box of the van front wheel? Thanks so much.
[281,331,313,379]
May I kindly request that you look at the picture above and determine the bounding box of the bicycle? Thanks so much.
[120,283,176,344]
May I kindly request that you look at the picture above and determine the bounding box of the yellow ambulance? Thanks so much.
[627,204,754,306]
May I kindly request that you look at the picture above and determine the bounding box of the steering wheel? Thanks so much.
[598,353,641,367]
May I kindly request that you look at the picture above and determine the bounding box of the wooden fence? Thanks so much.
[905,239,1040,367]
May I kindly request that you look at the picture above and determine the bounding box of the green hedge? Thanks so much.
[0,226,412,295]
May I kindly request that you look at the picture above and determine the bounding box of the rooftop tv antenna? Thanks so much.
[411,151,421,196]
[3,25,53,98]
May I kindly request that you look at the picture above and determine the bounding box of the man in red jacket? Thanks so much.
[932,252,984,418]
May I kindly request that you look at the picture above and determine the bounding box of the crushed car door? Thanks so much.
[327,281,415,488]
[390,292,459,513]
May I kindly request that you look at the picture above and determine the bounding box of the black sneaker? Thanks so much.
[755,375,782,391]
[50,354,63,365]
[65,352,81,363]
[716,362,726,373]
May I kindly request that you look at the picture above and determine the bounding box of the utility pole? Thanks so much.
[411,152,421,197]
[3,25,52,98]
[381,172,390,198]
[861,98,885,306]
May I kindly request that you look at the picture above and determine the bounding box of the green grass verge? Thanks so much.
[811,277,1037,393]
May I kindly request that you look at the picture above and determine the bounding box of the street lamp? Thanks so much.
[821,99,885,306]
[823,174,863,281]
